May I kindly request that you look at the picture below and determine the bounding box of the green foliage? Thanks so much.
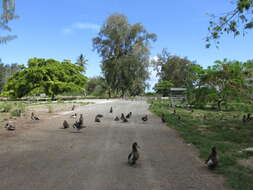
[0,60,20,92]
[0,0,18,43]
[93,13,156,97]
[150,100,253,190]
[153,80,174,96]
[11,108,21,117]
[153,49,203,88]
[76,54,88,73]
[2,58,88,99]
[195,59,252,110]
[86,77,108,97]
[206,0,253,47]
[0,102,12,112]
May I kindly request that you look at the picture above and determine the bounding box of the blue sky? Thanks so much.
[1,0,253,91]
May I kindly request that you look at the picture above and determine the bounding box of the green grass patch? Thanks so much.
[149,99,253,190]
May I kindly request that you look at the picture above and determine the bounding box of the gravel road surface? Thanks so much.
[0,100,226,190]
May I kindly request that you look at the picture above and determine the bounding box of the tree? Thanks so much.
[0,0,18,43]
[0,59,20,91]
[76,54,88,73]
[153,80,174,96]
[153,49,202,88]
[196,59,252,110]
[93,13,156,97]
[206,0,253,48]
[85,76,107,96]
[2,58,88,99]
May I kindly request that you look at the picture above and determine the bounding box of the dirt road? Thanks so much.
[0,100,226,190]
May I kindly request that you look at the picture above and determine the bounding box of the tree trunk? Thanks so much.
[108,89,111,99]
[217,100,222,111]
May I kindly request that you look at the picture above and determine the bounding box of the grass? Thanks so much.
[149,99,253,190]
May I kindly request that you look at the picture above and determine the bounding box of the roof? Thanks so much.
[170,88,187,91]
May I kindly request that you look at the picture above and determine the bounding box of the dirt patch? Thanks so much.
[239,157,253,168]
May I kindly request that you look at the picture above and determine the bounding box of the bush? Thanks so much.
[1,103,13,112]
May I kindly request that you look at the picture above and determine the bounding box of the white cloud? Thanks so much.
[73,22,100,31]
[62,28,72,34]
[62,22,100,35]
[146,56,159,92]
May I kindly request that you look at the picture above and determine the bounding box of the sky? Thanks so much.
[0,0,253,91]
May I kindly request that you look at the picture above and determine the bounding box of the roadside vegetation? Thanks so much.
[150,99,253,190]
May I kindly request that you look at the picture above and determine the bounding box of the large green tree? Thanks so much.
[2,58,88,99]
[0,0,18,43]
[0,59,20,91]
[196,59,252,110]
[153,80,174,96]
[93,13,156,97]
[206,0,253,48]
[153,49,203,89]
[85,76,107,97]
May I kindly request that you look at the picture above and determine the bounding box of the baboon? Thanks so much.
[173,109,176,114]
[178,115,181,120]
[63,120,69,129]
[128,142,140,165]
[5,123,15,131]
[141,115,148,122]
[114,116,120,121]
[109,107,113,113]
[205,147,218,169]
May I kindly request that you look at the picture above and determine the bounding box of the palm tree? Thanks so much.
[76,54,88,73]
